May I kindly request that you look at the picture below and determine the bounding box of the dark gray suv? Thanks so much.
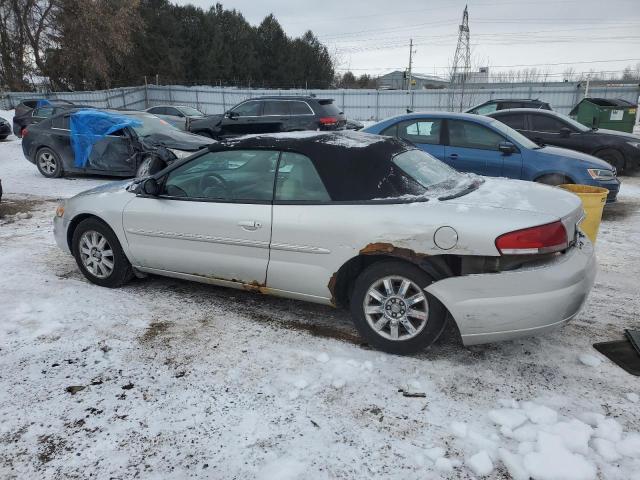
[188,96,347,138]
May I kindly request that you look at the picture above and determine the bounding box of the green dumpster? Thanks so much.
[569,97,637,133]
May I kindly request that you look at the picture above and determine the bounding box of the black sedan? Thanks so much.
[22,109,214,178]
[487,108,640,173]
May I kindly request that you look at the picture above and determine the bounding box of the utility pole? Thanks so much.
[407,38,414,111]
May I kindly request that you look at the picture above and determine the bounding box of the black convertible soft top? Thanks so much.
[211,131,422,201]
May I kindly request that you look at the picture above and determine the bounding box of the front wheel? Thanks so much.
[72,218,134,288]
[350,260,447,354]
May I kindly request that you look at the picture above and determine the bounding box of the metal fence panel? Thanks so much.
[2,83,638,121]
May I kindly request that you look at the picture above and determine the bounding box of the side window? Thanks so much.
[231,101,261,117]
[263,101,290,116]
[164,150,278,202]
[166,107,182,117]
[275,152,330,202]
[289,101,313,115]
[52,115,69,129]
[494,113,525,130]
[530,114,567,133]
[397,119,442,145]
[448,120,505,151]
[147,107,162,114]
[474,103,498,115]
[34,106,54,118]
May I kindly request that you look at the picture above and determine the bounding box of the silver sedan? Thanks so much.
[53,131,596,354]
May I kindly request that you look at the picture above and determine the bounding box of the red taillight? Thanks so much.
[495,221,568,255]
[319,116,338,126]
[21,127,28,137]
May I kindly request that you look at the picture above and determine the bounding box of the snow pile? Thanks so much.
[444,400,640,480]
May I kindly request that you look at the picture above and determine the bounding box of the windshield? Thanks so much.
[487,118,541,149]
[391,149,479,199]
[127,113,182,137]
[180,106,205,117]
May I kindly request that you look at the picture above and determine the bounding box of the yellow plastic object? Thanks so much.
[558,184,608,244]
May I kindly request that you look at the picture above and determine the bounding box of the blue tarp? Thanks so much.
[36,99,51,108]
[70,109,142,168]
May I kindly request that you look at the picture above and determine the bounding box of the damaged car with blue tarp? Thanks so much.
[21,109,215,178]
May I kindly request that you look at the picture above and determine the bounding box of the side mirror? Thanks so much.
[498,142,516,155]
[560,127,572,137]
[226,110,239,119]
[142,177,160,196]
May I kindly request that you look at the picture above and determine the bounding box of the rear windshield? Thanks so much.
[318,100,342,116]
[180,106,204,117]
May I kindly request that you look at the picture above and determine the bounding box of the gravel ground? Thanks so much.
[1,113,639,479]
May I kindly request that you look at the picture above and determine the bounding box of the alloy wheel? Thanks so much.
[38,152,57,175]
[79,230,115,279]
[363,275,429,341]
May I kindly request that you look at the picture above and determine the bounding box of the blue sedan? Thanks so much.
[363,112,620,202]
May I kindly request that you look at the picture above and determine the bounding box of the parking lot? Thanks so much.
[0,108,639,479]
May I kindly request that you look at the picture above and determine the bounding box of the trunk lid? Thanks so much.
[447,177,584,239]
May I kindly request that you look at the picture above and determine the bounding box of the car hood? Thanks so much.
[593,128,640,141]
[534,145,613,169]
[73,180,133,198]
[446,177,582,218]
[140,131,215,151]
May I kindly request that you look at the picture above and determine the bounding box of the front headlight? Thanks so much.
[627,141,640,149]
[587,168,615,180]
[168,148,192,160]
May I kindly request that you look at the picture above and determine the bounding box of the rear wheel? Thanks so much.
[594,149,624,173]
[72,218,134,288]
[350,260,447,354]
[36,147,63,178]
[535,173,571,186]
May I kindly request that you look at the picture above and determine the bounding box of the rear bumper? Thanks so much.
[426,236,597,346]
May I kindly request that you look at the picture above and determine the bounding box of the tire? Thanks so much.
[350,260,448,354]
[0,135,7,140]
[72,218,134,288]
[36,147,64,178]
[535,174,570,186]
[136,155,166,178]
[594,149,625,173]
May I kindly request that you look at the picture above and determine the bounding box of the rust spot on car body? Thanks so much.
[242,280,269,294]
[359,242,429,263]
[327,272,338,306]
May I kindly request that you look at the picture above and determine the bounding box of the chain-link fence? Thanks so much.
[2,82,639,121]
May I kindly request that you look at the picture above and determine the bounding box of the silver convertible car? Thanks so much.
[53,131,596,354]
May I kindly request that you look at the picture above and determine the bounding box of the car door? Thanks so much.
[289,100,317,130]
[49,114,75,165]
[224,100,263,135]
[261,100,291,133]
[445,119,522,177]
[86,128,136,174]
[381,118,445,160]
[267,151,334,298]
[524,113,581,150]
[122,149,277,284]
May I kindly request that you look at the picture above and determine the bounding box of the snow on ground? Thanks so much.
[1,116,640,479]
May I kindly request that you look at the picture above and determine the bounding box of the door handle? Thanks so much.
[238,220,262,231]
[448,153,459,159]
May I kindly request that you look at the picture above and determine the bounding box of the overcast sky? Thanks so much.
[174,0,640,79]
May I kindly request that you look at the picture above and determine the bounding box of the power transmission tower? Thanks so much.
[448,5,471,111]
